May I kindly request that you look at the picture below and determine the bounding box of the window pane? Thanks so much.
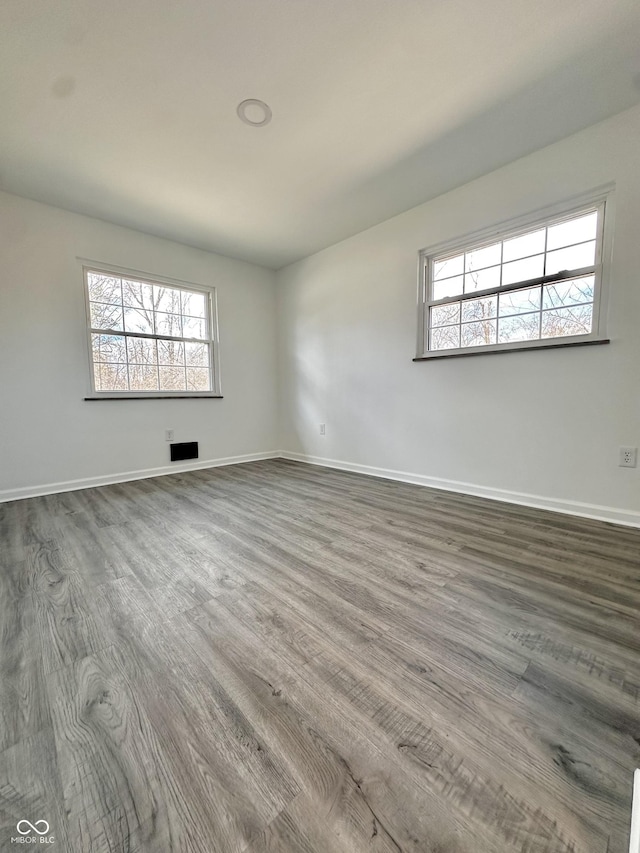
[182,316,207,340]
[502,254,544,286]
[542,276,594,310]
[92,334,126,363]
[158,340,185,366]
[123,306,154,335]
[541,305,593,338]
[433,254,463,281]
[96,363,128,391]
[153,285,182,314]
[461,295,497,322]
[433,275,463,300]
[430,325,460,350]
[545,241,595,276]
[159,366,187,391]
[464,266,500,293]
[87,269,214,394]
[502,228,545,262]
[430,302,460,327]
[498,313,540,343]
[425,204,604,356]
[129,365,159,391]
[126,337,158,365]
[122,279,154,310]
[461,320,496,347]
[465,242,501,272]
[186,367,211,391]
[185,341,209,367]
[90,302,123,331]
[547,211,597,251]
[155,312,183,337]
[88,273,122,305]
[498,286,541,317]
[181,291,206,318]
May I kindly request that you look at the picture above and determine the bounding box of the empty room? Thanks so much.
[1,1,640,851]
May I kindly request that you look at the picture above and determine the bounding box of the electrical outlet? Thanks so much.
[165,429,174,442]
[319,423,326,436]
[619,447,637,468]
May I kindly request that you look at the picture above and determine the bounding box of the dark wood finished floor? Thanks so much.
[1,459,639,852]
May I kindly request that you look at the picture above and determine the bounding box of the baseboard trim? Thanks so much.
[630,769,640,853]
[0,451,280,503]
[280,451,640,529]
[5,450,639,528]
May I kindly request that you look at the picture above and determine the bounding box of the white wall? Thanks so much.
[0,192,278,498]
[277,105,640,525]
[3,107,640,521]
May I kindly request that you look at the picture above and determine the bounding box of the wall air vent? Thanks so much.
[170,442,199,462]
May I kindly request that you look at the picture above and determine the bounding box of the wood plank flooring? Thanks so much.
[1,458,639,852]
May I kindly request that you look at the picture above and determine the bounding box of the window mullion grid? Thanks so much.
[537,286,543,340]
[432,267,595,350]
[496,239,504,343]
[425,259,432,353]
[539,225,549,338]
[87,272,215,394]
[432,241,570,290]
[591,202,605,336]
[424,202,605,355]
[118,299,130,391]
[90,327,205,345]
[429,266,595,310]
[152,302,159,395]
[462,251,467,296]
[91,327,205,393]
[543,222,549,277]
[124,327,131,390]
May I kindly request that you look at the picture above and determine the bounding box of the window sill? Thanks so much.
[413,337,610,361]
[84,395,224,400]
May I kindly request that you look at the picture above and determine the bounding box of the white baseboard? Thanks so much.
[5,450,639,529]
[630,769,640,853]
[0,451,280,503]
[280,451,640,529]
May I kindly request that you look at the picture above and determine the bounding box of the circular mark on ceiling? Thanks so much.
[237,99,272,127]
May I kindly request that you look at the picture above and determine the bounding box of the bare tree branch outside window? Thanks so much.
[423,206,604,355]
[86,270,215,394]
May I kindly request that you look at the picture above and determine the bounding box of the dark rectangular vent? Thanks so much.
[170,441,199,462]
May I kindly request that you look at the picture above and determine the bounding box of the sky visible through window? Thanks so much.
[428,210,598,351]
[87,272,212,392]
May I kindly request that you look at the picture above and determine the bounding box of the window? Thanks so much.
[83,265,220,397]
[417,192,611,359]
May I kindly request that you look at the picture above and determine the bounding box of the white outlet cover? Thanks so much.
[619,446,638,468]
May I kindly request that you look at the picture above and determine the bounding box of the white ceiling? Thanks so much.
[1,0,639,269]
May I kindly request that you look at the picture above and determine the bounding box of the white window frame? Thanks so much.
[81,260,222,399]
[416,186,614,360]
